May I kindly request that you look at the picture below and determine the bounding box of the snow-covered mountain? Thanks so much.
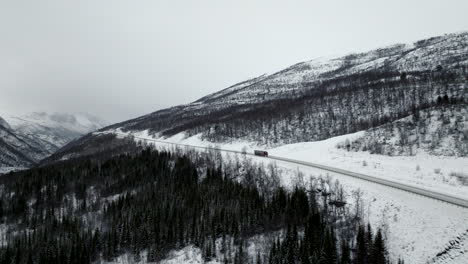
[46,31,468,163]
[3,112,108,152]
[186,32,468,112]
[0,112,107,170]
[0,116,10,130]
[0,123,42,169]
[16,31,468,263]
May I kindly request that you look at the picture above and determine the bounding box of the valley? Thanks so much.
[0,112,107,171]
[1,30,467,263]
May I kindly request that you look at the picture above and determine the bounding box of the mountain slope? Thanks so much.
[338,104,468,156]
[0,116,10,130]
[47,32,468,163]
[0,112,107,170]
[4,112,108,153]
[0,123,43,168]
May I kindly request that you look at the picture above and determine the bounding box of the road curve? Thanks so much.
[124,134,468,208]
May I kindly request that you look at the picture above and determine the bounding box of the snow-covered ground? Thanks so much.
[108,129,468,263]
[126,130,468,201]
[277,162,468,264]
[270,132,468,201]
[102,231,278,264]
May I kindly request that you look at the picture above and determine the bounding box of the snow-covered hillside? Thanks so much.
[193,32,468,108]
[117,129,468,201]
[3,112,108,151]
[48,31,468,165]
[0,124,42,169]
[339,105,468,156]
[0,116,10,130]
[120,130,468,263]
[24,31,468,263]
[0,112,107,170]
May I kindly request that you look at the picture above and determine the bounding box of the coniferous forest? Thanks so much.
[0,147,397,263]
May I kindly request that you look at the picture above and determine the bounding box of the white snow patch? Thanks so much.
[269,131,468,200]
[0,167,26,175]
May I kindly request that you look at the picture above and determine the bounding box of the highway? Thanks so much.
[123,134,468,208]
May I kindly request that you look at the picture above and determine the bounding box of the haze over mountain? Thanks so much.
[0,112,107,171]
[46,31,468,164]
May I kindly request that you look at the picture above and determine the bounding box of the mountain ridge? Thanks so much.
[45,31,468,164]
[0,112,108,171]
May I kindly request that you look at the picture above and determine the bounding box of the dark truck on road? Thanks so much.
[254,150,268,157]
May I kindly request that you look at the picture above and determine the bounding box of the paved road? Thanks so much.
[124,134,468,208]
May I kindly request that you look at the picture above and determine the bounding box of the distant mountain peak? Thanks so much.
[0,116,11,130]
[0,111,108,170]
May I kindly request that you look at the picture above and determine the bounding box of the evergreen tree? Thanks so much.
[340,239,351,264]
[369,229,387,264]
[355,225,368,264]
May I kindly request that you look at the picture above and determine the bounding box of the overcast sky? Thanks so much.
[1,0,467,123]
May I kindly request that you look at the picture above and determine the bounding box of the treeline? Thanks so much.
[338,104,468,156]
[104,67,467,147]
[268,222,392,264]
[0,148,398,263]
[190,69,467,147]
[115,67,467,149]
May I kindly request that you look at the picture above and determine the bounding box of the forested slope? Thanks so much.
[0,148,394,263]
[338,104,468,156]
